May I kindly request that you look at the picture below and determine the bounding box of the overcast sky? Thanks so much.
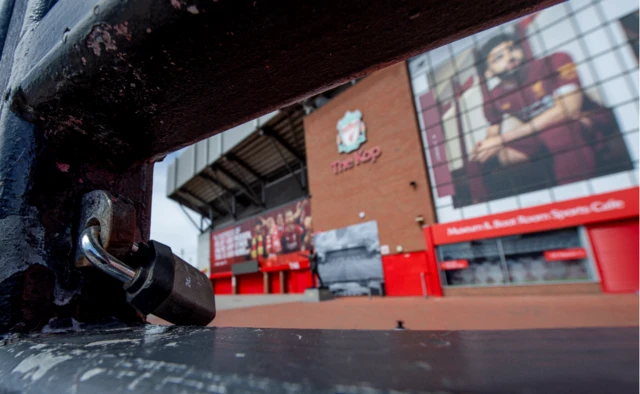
[149,150,200,268]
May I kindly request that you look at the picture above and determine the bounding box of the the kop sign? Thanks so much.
[332,110,382,175]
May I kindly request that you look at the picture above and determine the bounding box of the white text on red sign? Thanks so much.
[544,248,587,261]
[440,259,469,270]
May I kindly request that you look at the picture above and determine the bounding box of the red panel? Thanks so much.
[588,219,639,293]
[431,188,639,244]
[382,252,429,296]
[382,250,444,297]
[237,273,264,295]
[423,227,444,297]
[286,269,312,294]
[212,278,232,295]
[210,272,232,280]
[268,272,281,294]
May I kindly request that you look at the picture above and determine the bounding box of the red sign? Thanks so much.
[544,248,587,261]
[331,146,382,174]
[440,259,469,270]
[430,188,639,245]
[210,199,312,273]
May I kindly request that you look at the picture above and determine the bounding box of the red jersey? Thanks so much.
[266,226,282,255]
[484,52,599,125]
[281,224,304,253]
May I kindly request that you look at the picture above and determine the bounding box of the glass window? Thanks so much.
[502,228,591,283]
[437,227,595,287]
[438,239,506,286]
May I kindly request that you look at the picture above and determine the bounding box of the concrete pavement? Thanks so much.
[194,294,639,330]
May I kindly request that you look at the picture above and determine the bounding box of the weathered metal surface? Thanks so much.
[74,190,136,268]
[0,326,637,393]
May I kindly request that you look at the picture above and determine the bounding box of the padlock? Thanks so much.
[80,225,216,326]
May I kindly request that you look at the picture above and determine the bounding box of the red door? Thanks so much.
[382,251,442,296]
[588,219,639,293]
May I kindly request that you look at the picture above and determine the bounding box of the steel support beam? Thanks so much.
[198,172,236,196]
[198,171,249,212]
[224,153,265,183]
[261,126,305,163]
[176,189,212,212]
[179,203,203,233]
[231,194,237,220]
[185,176,236,216]
[214,165,263,207]
[267,133,306,192]
[170,192,220,218]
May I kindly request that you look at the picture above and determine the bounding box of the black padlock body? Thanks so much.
[124,241,216,326]
[124,241,175,315]
[153,251,216,326]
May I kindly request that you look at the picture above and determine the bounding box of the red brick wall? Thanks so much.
[304,62,435,253]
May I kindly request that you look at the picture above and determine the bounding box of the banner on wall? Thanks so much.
[408,1,638,220]
[210,199,312,274]
[313,220,384,296]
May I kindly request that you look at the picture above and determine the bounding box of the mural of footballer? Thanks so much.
[470,33,632,191]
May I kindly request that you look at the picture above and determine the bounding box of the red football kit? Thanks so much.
[266,226,282,255]
[281,224,304,253]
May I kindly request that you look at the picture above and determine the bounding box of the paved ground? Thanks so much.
[207,294,304,311]
[151,294,638,330]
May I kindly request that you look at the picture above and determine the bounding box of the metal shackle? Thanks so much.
[80,226,137,284]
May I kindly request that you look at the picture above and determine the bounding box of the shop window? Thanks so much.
[502,228,591,284]
[437,227,595,287]
[438,239,506,286]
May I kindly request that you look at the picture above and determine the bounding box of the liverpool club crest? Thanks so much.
[336,110,366,153]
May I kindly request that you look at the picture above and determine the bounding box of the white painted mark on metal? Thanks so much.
[85,339,141,347]
[235,353,245,358]
[162,376,185,385]
[12,352,72,381]
[80,368,107,382]
[127,371,152,390]
[117,370,138,379]
[296,335,302,340]
[145,325,170,335]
